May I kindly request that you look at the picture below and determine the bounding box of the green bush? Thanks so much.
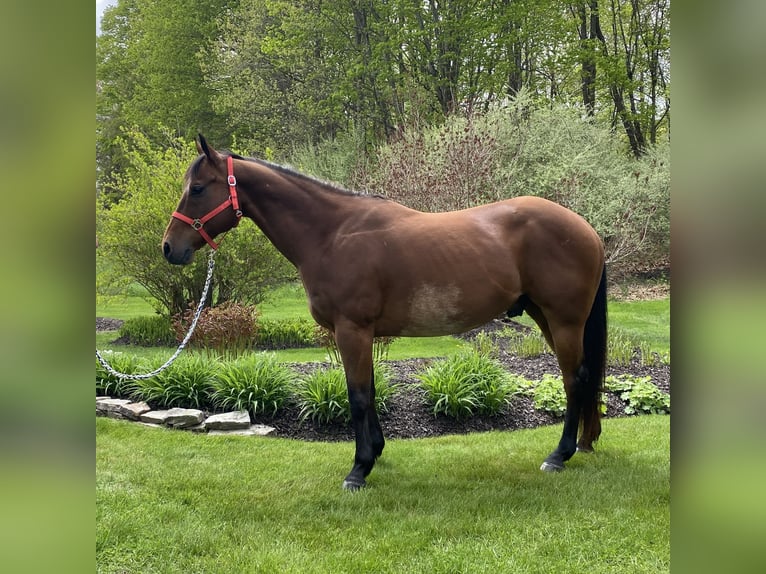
[360,98,669,276]
[96,129,294,317]
[606,374,670,415]
[211,353,295,417]
[256,318,318,349]
[417,351,515,419]
[129,354,218,409]
[517,374,568,417]
[118,315,176,346]
[295,362,398,424]
[96,351,147,397]
[296,367,349,424]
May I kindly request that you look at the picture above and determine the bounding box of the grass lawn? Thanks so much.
[97,414,669,573]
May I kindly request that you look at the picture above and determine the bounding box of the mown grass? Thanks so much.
[97,414,669,573]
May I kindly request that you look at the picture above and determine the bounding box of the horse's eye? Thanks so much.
[190,184,204,196]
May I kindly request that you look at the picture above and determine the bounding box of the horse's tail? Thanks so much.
[580,264,608,446]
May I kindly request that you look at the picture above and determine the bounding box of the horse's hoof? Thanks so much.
[540,461,565,472]
[342,478,366,491]
[576,446,594,454]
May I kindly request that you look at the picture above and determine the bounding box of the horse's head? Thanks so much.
[162,134,242,264]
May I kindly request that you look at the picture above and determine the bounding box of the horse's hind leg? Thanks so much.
[539,320,586,472]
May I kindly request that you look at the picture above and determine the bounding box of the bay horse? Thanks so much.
[162,135,607,490]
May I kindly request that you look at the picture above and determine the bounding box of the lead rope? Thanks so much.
[96,249,216,381]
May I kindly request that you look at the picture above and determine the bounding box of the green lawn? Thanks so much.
[97,414,669,573]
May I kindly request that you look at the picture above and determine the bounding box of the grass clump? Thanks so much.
[417,350,516,419]
[296,367,349,424]
[129,354,218,409]
[296,362,398,424]
[211,353,295,417]
[96,351,146,397]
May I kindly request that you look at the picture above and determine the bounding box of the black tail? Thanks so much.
[580,264,608,444]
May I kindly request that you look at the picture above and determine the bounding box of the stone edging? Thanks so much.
[96,396,275,436]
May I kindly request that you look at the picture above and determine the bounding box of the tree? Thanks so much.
[96,129,294,316]
[97,0,236,194]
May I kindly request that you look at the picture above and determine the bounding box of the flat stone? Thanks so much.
[96,398,132,417]
[140,410,171,424]
[204,410,251,430]
[117,401,151,420]
[208,424,275,437]
[164,407,205,428]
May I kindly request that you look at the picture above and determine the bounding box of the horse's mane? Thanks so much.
[226,152,385,200]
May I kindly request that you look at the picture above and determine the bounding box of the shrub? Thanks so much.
[296,367,349,424]
[129,354,218,409]
[211,353,295,417]
[256,318,318,349]
[173,302,259,356]
[519,374,568,417]
[96,351,146,397]
[96,129,294,317]
[118,315,176,346]
[295,362,398,424]
[606,374,670,415]
[417,351,515,419]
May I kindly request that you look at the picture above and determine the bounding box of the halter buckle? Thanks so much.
[227,174,237,186]
[192,219,203,230]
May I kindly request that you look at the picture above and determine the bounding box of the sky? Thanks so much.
[96,0,118,35]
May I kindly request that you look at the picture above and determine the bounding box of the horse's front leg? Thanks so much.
[334,321,382,490]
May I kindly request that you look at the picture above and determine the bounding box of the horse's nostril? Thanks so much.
[163,241,171,259]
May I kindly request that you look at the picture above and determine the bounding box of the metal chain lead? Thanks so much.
[96,249,216,381]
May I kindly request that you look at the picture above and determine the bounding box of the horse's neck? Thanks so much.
[237,162,348,266]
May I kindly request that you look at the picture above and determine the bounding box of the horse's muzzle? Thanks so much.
[163,241,193,265]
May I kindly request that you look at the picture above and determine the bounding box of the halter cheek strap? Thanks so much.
[172,156,243,250]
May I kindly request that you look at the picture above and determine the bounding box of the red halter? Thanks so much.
[172,156,243,250]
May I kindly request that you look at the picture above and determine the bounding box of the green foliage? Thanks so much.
[499,326,549,358]
[96,129,294,316]
[296,367,350,424]
[96,351,146,397]
[256,318,318,349]
[295,362,398,424]
[417,351,516,419]
[118,315,175,347]
[361,99,669,275]
[470,331,500,359]
[606,374,670,415]
[128,354,218,409]
[211,353,295,417]
[173,301,259,357]
[517,374,568,417]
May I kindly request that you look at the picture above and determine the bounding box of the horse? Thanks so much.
[162,135,607,490]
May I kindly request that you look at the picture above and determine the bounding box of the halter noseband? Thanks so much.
[172,156,243,250]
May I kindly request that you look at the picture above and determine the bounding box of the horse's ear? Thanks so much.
[196,133,216,160]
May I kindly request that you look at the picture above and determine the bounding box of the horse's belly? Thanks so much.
[394,283,502,337]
